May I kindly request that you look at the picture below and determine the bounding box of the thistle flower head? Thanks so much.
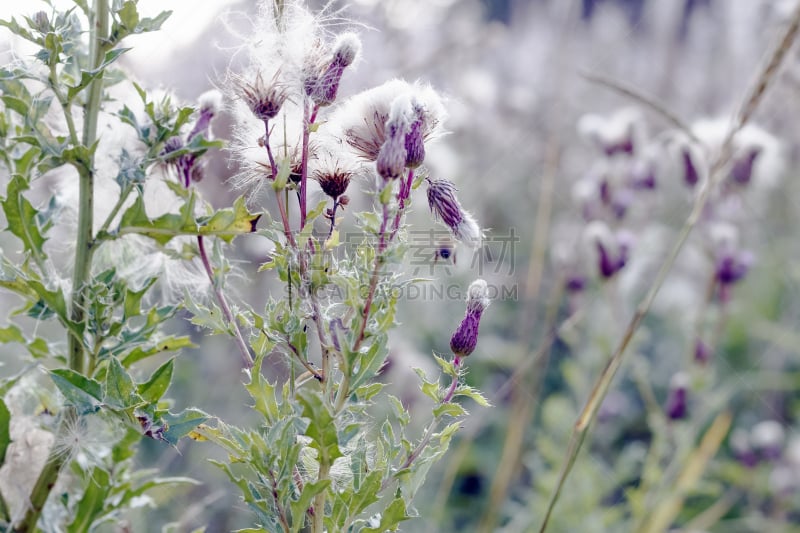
[376,97,411,180]
[584,222,631,279]
[426,178,482,248]
[313,163,353,200]
[238,72,288,122]
[332,79,446,163]
[450,279,490,358]
[577,108,644,157]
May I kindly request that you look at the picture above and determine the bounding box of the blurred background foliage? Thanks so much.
[4,0,800,531]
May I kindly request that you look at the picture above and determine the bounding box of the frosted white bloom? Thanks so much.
[751,420,785,452]
[691,118,785,190]
[577,108,645,157]
[329,79,447,164]
[198,89,224,116]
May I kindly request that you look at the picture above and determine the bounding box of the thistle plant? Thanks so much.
[0,1,489,531]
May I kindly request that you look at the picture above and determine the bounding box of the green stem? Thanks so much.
[312,461,330,533]
[14,3,109,531]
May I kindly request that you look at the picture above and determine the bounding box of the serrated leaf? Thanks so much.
[438,421,461,447]
[135,10,171,33]
[67,47,130,101]
[413,368,440,403]
[455,386,491,407]
[198,196,261,244]
[123,278,157,319]
[297,390,342,463]
[362,497,409,532]
[117,1,139,30]
[121,335,194,367]
[245,354,280,424]
[433,402,467,419]
[118,192,259,244]
[137,357,174,403]
[349,335,389,392]
[50,369,102,414]
[0,324,25,344]
[162,408,209,446]
[2,175,47,256]
[104,356,142,410]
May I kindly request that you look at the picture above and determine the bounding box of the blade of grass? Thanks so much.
[637,412,732,533]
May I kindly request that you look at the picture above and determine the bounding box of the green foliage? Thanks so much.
[0,1,488,531]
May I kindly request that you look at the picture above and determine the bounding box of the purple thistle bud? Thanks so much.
[377,125,407,181]
[450,279,490,358]
[730,147,761,185]
[682,147,699,187]
[332,32,361,68]
[594,233,630,279]
[310,33,361,107]
[715,250,754,286]
[599,178,612,205]
[312,61,345,107]
[665,372,689,420]
[32,11,49,32]
[426,178,482,248]
[404,100,427,168]
[566,275,586,293]
[162,136,184,156]
[376,97,410,180]
[694,338,711,364]
[188,90,222,142]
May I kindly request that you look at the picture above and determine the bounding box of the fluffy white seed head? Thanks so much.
[330,79,446,163]
[333,32,361,67]
[198,89,223,115]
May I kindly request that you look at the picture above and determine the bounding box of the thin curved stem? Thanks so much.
[197,236,253,368]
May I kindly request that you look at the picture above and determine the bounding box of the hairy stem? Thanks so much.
[352,202,390,353]
[312,461,330,533]
[264,120,297,248]
[197,236,253,368]
[381,359,461,493]
[15,3,109,530]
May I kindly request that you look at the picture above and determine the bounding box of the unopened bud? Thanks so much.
[162,136,184,156]
[665,372,689,420]
[404,99,427,168]
[332,32,361,68]
[730,147,761,185]
[681,146,700,187]
[376,99,410,180]
[32,11,49,32]
[450,279,490,358]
